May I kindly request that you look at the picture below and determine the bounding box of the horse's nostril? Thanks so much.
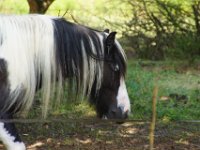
[108,107,129,119]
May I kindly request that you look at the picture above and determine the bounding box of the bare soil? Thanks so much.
[0,118,199,150]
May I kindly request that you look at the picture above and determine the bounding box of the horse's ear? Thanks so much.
[104,29,110,33]
[105,32,117,49]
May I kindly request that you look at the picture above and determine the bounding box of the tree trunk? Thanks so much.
[27,0,54,14]
[192,1,200,36]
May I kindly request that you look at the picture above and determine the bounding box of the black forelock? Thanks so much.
[114,45,127,78]
[104,42,127,78]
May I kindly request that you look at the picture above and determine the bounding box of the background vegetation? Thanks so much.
[1,0,200,60]
[0,0,199,122]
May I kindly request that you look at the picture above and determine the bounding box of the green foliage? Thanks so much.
[0,0,28,14]
[122,0,200,60]
[0,0,200,60]
[166,34,200,60]
[0,0,132,34]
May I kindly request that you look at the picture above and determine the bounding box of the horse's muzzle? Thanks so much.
[105,107,128,120]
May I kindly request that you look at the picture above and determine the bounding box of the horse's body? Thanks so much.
[0,14,130,150]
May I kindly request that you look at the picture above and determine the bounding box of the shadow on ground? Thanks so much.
[0,117,199,150]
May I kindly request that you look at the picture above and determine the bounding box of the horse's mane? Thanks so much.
[0,15,126,117]
[53,18,105,96]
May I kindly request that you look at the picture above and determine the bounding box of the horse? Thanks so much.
[0,14,131,150]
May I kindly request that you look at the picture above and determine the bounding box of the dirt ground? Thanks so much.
[0,118,199,150]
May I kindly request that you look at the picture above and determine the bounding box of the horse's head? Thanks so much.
[90,31,131,120]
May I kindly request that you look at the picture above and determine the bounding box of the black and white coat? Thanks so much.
[0,15,130,150]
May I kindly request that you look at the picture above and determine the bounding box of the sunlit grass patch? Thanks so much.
[51,101,96,119]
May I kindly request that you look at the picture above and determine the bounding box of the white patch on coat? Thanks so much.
[0,15,57,117]
[116,78,131,114]
[0,123,26,150]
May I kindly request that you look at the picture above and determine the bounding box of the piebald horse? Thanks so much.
[0,15,130,150]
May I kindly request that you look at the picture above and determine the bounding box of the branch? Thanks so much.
[192,1,200,36]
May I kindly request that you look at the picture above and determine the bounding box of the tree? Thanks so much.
[27,0,54,14]
[121,0,200,60]
[192,1,200,37]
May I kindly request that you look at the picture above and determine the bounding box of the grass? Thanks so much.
[126,60,200,121]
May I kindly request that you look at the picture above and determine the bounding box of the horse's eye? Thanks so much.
[114,64,119,71]
[110,64,119,71]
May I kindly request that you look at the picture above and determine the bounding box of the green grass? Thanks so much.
[127,60,200,121]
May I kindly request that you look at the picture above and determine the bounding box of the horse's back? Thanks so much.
[0,15,57,115]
